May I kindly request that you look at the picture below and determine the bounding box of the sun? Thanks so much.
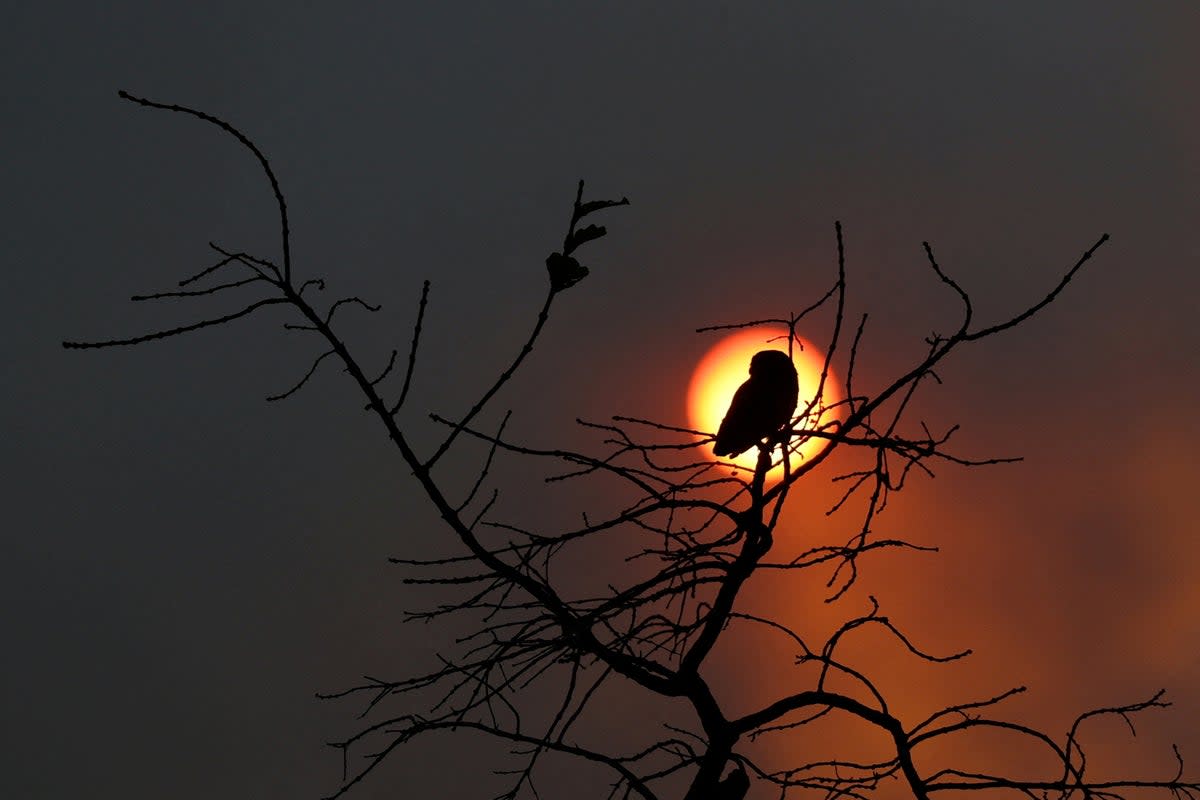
[688,328,841,474]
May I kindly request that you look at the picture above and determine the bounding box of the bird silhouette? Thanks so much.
[713,766,749,800]
[713,349,799,458]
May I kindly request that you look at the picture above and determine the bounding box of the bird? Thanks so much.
[714,766,750,800]
[713,349,799,458]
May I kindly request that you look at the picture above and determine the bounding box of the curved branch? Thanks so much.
[118,90,294,282]
[731,689,927,800]
[62,297,289,349]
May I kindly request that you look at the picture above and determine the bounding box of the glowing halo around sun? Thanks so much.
[688,328,842,475]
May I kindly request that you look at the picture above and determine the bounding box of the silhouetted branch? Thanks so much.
[62,297,288,349]
[368,349,398,387]
[118,90,293,282]
[266,348,336,401]
[390,279,429,414]
[131,275,265,301]
[964,233,1109,341]
[324,296,381,325]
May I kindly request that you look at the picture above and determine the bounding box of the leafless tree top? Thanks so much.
[64,91,1194,800]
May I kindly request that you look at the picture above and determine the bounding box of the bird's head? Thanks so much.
[748,349,794,377]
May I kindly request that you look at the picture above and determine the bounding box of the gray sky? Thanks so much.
[5,3,1199,798]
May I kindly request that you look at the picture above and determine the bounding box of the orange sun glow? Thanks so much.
[687,328,842,474]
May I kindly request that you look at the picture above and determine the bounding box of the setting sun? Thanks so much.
[688,328,841,473]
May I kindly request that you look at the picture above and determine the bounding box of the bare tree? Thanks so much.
[65,92,1198,800]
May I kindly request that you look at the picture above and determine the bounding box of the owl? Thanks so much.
[713,349,799,458]
[714,766,750,800]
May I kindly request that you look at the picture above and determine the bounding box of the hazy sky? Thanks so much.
[5,3,1199,798]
